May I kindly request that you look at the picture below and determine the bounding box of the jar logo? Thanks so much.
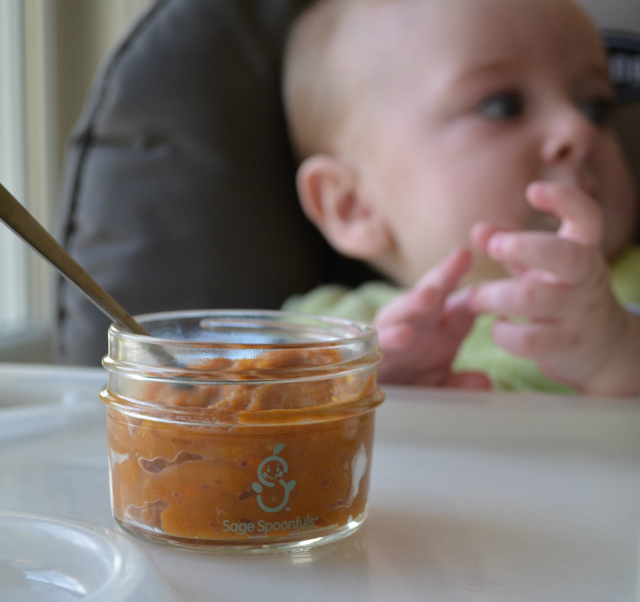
[251,444,296,513]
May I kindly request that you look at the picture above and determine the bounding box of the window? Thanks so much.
[0,0,151,362]
[0,0,29,336]
[1,0,57,362]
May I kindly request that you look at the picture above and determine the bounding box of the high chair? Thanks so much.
[55,0,640,365]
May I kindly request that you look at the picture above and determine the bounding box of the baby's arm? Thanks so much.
[471,181,640,396]
[375,248,490,388]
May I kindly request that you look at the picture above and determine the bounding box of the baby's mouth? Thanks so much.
[531,210,561,232]
[577,183,599,201]
[540,174,598,200]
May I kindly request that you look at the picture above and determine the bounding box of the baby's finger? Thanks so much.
[376,322,414,351]
[442,371,492,390]
[441,309,477,342]
[491,318,564,360]
[470,276,570,319]
[442,287,478,336]
[471,221,515,253]
[485,231,594,284]
[375,248,471,327]
[527,181,603,246]
[414,247,472,292]
[374,285,441,328]
[471,222,528,276]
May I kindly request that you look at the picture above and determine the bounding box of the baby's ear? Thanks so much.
[296,154,392,260]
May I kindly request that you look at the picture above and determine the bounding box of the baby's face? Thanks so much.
[338,0,637,286]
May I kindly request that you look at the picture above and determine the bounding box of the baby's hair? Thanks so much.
[282,0,420,160]
[283,0,347,160]
[283,0,397,160]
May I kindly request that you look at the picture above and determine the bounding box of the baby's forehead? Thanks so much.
[339,0,595,46]
[331,0,604,85]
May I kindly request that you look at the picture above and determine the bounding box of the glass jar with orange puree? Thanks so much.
[101,310,384,553]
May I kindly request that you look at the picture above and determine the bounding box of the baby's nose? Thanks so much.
[541,104,599,167]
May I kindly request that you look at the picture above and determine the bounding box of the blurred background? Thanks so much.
[0,0,637,364]
[0,0,151,362]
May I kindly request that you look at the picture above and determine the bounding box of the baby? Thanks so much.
[282,0,640,396]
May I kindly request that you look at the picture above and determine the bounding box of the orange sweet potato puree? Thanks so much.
[103,348,383,544]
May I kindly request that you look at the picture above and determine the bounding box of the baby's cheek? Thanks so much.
[602,205,636,259]
[600,152,638,257]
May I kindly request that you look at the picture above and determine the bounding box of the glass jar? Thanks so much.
[100,310,384,553]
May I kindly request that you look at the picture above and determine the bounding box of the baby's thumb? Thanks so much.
[471,222,515,253]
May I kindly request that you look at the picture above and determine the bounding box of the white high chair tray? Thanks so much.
[0,364,638,601]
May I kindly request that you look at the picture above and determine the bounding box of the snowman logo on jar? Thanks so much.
[251,444,296,513]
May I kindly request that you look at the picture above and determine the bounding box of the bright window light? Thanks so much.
[0,0,29,335]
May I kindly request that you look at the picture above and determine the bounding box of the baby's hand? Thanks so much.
[375,248,490,388]
[471,181,640,396]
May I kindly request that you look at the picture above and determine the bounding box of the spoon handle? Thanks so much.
[0,183,149,336]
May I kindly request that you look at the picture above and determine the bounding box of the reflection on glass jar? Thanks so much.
[101,310,384,553]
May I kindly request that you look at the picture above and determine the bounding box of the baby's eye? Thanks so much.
[476,92,524,120]
[580,97,614,126]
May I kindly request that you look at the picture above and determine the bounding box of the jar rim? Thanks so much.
[104,309,381,382]
[109,309,378,349]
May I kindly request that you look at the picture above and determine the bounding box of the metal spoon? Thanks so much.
[0,182,149,337]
